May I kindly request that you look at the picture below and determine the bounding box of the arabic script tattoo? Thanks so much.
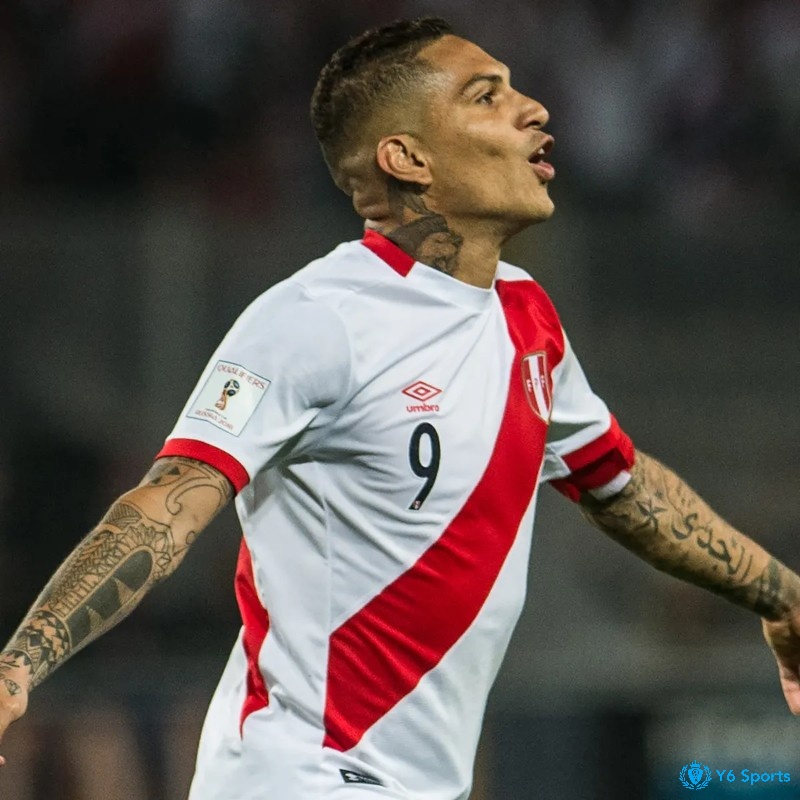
[1,457,232,691]
[384,179,464,276]
[581,451,800,620]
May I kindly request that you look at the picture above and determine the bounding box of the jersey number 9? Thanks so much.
[408,423,441,510]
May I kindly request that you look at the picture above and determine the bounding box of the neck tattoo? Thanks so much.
[385,179,463,276]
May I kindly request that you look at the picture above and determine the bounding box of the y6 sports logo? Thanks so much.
[679,761,792,791]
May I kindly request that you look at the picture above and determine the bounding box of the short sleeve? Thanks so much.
[156,282,352,494]
[540,333,635,502]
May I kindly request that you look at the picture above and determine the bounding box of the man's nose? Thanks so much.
[519,97,549,130]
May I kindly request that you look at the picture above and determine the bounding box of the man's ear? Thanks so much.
[375,135,431,187]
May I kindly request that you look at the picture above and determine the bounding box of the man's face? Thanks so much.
[416,36,555,230]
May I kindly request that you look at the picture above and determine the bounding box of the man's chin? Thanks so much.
[535,196,555,221]
[519,195,555,226]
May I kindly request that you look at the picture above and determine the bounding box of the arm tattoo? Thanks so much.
[2,457,232,690]
[141,456,232,516]
[0,651,30,698]
[581,450,800,621]
[384,178,464,276]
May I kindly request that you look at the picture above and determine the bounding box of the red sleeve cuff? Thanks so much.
[156,438,250,494]
[549,416,635,502]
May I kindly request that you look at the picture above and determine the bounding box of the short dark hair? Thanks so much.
[310,17,453,180]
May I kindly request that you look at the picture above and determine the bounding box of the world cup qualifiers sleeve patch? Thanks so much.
[186,360,270,437]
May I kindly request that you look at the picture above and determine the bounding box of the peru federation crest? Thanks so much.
[521,351,552,423]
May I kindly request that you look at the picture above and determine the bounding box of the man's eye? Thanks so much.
[477,90,496,105]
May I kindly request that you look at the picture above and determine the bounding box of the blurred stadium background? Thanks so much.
[1,0,798,797]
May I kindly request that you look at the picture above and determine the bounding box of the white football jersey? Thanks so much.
[158,231,634,800]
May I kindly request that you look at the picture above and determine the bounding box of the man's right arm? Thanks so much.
[0,455,233,762]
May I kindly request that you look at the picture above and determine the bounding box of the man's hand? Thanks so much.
[0,653,31,766]
[763,611,800,715]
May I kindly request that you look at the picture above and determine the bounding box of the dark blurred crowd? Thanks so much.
[1,0,798,216]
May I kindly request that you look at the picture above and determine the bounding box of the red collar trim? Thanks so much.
[361,229,415,277]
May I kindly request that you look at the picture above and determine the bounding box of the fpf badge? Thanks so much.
[521,352,552,423]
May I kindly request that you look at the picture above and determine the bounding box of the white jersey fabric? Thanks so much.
[158,231,635,800]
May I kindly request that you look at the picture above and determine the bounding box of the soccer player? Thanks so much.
[0,16,798,800]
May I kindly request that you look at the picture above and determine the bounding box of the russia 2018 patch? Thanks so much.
[186,360,270,436]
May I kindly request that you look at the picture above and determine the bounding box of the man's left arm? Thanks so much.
[580,449,800,713]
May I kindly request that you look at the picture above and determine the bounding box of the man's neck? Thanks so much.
[366,180,502,289]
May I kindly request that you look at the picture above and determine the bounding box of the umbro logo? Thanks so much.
[402,380,442,413]
[402,380,442,402]
[339,769,383,786]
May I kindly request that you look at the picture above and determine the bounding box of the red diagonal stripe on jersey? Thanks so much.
[323,280,563,752]
[235,539,271,735]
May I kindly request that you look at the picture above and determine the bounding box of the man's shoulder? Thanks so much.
[291,238,391,302]
[495,260,554,304]
[495,260,563,325]
[240,238,373,314]
[496,260,534,284]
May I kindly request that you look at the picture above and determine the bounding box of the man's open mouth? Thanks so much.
[529,136,555,181]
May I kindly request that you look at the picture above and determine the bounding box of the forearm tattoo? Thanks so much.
[1,458,232,692]
[385,178,464,276]
[581,451,800,621]
[0,651,29,696]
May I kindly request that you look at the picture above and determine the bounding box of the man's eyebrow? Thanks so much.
[458,72,507,97]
